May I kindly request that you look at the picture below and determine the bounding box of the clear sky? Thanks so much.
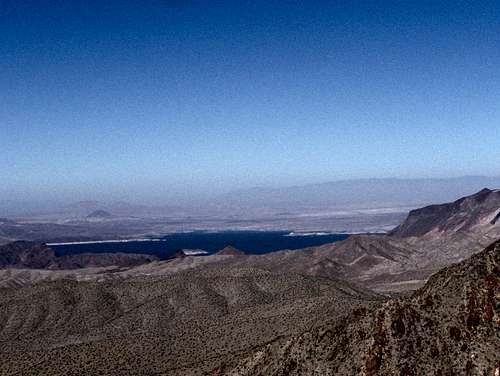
[1,0,500,204]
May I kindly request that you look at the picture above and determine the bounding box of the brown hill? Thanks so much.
[216,245,246,256]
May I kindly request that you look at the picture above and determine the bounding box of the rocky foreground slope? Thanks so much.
[227,240,500,375]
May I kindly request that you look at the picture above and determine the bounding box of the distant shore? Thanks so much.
[46,238,165,246]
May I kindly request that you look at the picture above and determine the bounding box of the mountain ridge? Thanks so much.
[220,176,500,209]
[390,188,500,238]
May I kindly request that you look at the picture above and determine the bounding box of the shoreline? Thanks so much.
[46,238,165,246]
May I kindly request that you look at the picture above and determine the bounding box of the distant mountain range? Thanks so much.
[218,175,500,210]
[3,175,500,218]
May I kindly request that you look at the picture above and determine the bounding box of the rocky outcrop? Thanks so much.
[0,241,57,269]
[491,210,500,225]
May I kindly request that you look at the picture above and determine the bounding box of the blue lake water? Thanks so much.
[50,231,349,260]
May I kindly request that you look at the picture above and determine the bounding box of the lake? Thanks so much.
[50,231,349,259]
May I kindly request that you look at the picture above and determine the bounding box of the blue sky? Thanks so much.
[1,1,500,204]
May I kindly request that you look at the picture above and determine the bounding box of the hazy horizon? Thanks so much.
[2,1,500,206]
[2,174,500,216]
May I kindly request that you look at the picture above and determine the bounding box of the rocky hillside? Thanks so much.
[0,241,158,269]
[221,235,422,291]
[0,241,57,269]
[227,240,500,375]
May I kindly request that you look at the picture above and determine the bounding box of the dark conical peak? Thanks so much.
[455,187,500,206]
[216,245,246,256]
[477,188,492,194]
[467,187,493,201]
[86,210,113,219]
